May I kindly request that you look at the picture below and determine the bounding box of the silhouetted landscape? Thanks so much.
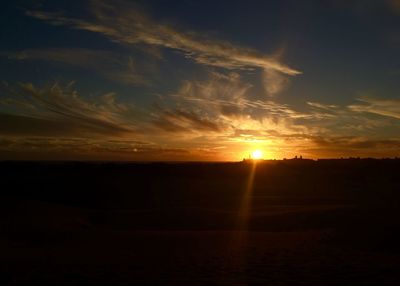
[2,159,400,285]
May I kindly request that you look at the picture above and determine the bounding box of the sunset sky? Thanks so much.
[1,0,400,161]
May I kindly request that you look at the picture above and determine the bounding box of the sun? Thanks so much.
[251,150,263,160]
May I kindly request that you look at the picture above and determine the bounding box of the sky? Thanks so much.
[0,0,400,161]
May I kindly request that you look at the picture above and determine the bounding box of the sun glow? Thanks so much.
[251,149,263,159]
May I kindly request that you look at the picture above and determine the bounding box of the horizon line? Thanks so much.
[1,157,400,164]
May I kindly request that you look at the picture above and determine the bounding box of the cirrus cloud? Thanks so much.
[2,48,148,86]
[348,96,400,120]
[26,0,301,76]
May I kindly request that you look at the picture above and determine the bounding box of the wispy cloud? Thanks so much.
[2,48,147,85]
[0,136,211,161]
[0,82,216,160]
[0,82,139,136]
[304,136,400,158]
[348,96,400,119]
[0,77,311,159]
[307,101,339,111]
[2,80,400,160]
[316,137,400,149]
[26,0,301,76]
[172,72,308,120]
[262,69,290,96]
[151,106,222,133]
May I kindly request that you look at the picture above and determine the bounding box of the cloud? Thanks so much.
[0,136,207,161]
[0,113,91,137]
[0,75,309,154]
[262,69,290,96]
[0,82,222,160]
[2,80,400,160]
[26,0,301,76]
[297,97,400,136]
[348,96,400,119]
[0,82,139,137]
[3,48,147,86]
[306,136,400,157]
[0,80,238,140]
[172,72,309,121]
[152,71,317,147]
[151,107,222,133]
[307,102,339,111]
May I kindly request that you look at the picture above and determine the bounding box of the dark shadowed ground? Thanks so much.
[1,159,400,285]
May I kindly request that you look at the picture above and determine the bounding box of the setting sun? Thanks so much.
[251,150,263,160]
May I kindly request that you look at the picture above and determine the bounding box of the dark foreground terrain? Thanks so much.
[1,159,400,285]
